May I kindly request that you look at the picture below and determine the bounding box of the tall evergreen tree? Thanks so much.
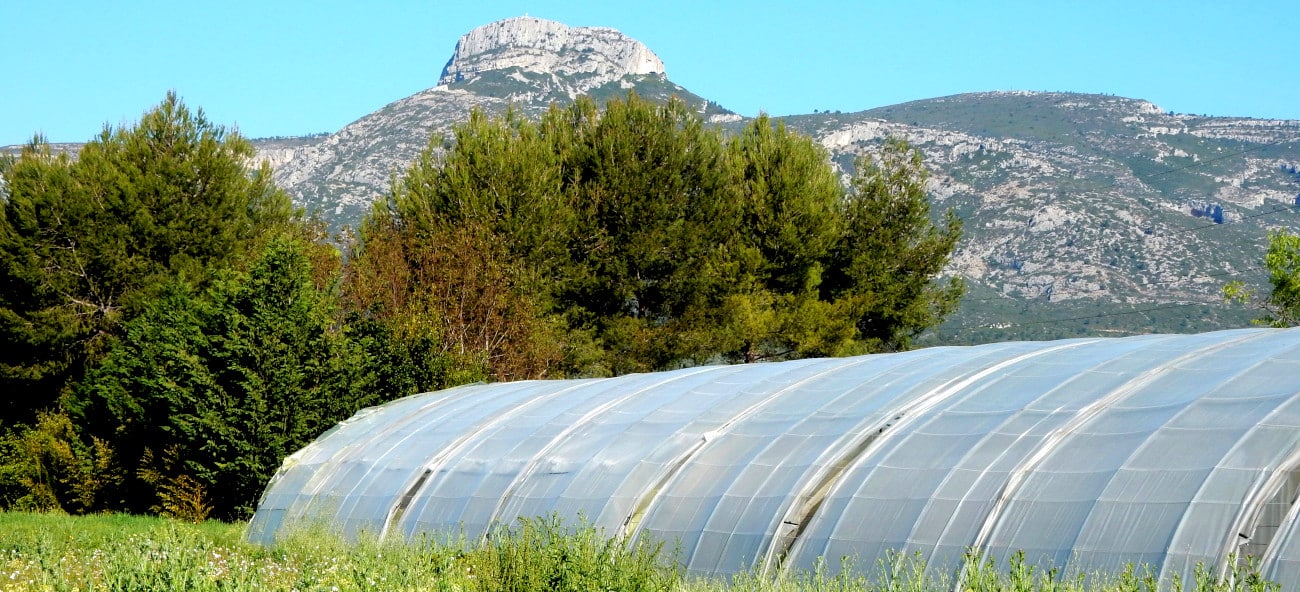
[66,236,369,519]
[0,92,293,424]
[827,138,966,352]
[710,115,851,362]
[560,95,736,372]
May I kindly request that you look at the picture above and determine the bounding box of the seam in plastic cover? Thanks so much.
[768,341,1091,573]
[962,331,1267,580]
[620,360,865,541]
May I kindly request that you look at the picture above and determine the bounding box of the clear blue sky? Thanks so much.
[3,0,1295,146]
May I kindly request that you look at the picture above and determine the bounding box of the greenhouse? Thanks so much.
[248,327,1300,586]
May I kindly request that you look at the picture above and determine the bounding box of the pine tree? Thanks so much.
[0,92,293,424]
[827,138,965,352]
[353,93,966,375]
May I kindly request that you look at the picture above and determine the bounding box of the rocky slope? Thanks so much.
[776,93,1300,341]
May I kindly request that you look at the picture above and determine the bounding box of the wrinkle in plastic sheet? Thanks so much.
[782,340,1080,573]
[398,368,730,538]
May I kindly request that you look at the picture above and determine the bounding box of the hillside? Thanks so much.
[780,92,1300,342]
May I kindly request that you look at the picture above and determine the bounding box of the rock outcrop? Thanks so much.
[438,16,665,95]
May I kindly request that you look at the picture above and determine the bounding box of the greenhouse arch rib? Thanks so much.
[966,330,1266,564]
[382,377,606,539]
[766,340,1093,573]
[622,359,868,542]
[1231,449,1300,576]
[1148,335,1300,583]
[484,366,721,535]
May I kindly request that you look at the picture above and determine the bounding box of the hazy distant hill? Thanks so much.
[7,17,1299,342]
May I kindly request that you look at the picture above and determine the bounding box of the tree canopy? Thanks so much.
[0,91,966,519]
[0,94,433,519]
[354,93,965,377]
[1225,230,1300,327]
[0,92,293,424]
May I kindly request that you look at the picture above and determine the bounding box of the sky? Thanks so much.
[3,0,1296,146]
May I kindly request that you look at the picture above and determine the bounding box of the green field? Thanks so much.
[0,512,1279,592]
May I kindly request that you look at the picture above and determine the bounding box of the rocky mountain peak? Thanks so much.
[437,16,665,92]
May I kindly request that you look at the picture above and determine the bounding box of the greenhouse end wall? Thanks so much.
[248,328,1300,586]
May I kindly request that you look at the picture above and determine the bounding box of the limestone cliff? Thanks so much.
[438,16,665,96]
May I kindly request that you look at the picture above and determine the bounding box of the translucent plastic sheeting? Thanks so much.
[784,329,1300,585]
[781,335,1159,573]
[632,341,1044,576]
[1162,354,1300,583]
[1265,490,1300,585]
[396,365,752,539]
[247,387,468,542]
[247,328,1300,588]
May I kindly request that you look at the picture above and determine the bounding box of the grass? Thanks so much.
[0,512,457,591]
[0,512,1282,592]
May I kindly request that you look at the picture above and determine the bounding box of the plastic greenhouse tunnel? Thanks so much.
[248,327,1300,587]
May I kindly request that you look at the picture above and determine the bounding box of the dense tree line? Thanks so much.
[361,94,964,377]
[0,95,453,520]
[0,92,964,520]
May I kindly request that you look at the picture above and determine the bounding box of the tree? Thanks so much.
[707,115,849,363]
[559,95,737,372]
[358,93,965,375]
[826,138,966,352]
[344,211,562,384]
[65,236,371,519]
[0,92,293,424]
[353,107,572,382]
[1224,230,1300,327]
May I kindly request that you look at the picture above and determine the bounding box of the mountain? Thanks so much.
[774,93,1300,342]
[8,17,1300,342]
[253,16,737,223]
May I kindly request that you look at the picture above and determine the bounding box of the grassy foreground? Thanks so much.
[0,512,1281,592]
